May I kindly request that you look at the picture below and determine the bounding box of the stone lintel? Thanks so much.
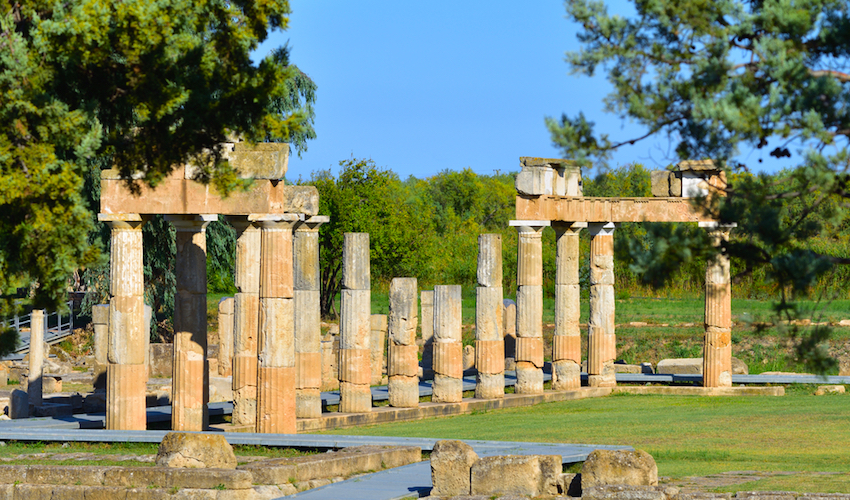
[516,196,720,223]
[101,168,319,216]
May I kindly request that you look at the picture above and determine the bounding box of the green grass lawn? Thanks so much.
[322,387,850,492]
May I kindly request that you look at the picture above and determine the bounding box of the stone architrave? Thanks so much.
[370,315,388,386]
[217,297,234,377]
[510,221,549,394]
[588,222,616,387]
[167,214,216,432]
[255,214,299,434]
[432,285,463,403]
[91,304,109,391]
[475,234,504,399]
[99,214,148,431]
[701,222,735,388]
[552,222,585,390]
[388,278,419,407]
[28,310,45,407]
[420,290,435,375]
[228,217,261,429]
[339,233,372,413]
[293,216,329,419]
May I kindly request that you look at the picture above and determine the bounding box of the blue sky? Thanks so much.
[254,1,791,182]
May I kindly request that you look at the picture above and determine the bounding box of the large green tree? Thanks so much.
[1,0,314,320]
[547,0,850,371]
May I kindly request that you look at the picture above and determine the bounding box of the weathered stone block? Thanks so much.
[470,454,560,497]
[224,141,289,180]
[430,440,479,497]
[156,432,237,469]
[259,297,295,368]
[650,171,672,197]
[477,234,502,287]
[340,290,371,350]
[815,385,845,395]
[581,449,658,488]
[515,165,554,196]
[341,233,370,290]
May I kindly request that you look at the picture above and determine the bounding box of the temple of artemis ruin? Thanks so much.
[94,146,736,433]
[511,157,735,389]
[98,142,325,432]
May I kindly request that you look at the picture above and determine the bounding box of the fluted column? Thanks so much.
[432,285,462,402]
[701,222,735,388]
[217,297,234,377]
[587,222,616,387]
[339,233,372,413]
[256,214,299,434]
[552,222,585,390]
[510,220,549,394]
[294,216,329,418]
[228,217,261,429]
[475,234,504,399]
[99,214,147,431]
[388,277,419,407]
[28,310,45,407]
[166,214,216,431]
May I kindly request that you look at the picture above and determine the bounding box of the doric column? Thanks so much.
[255,214,299,433]
[91,304,109,391]
[587,222,616,387]
[701,222,735,388]
[217,297,234,377]
[293,215,329,418]
[552,222,585,391]
[28,310,45,407]
[388,277,419,407]
[99,214,147,431]
[510,220,549,394]
[339,233,372,413]
[166,214,216,431]
[432,285,462,403]
[420,290,435,375]
[228,216,261,428]
[475,234,504,399]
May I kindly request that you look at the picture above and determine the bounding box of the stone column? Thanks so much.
[228,217,261,428]
[475,234,504,399]
[370,315,388,386]
[420,290,435,376]
[388,277,419,407]
[256,214,299,434]
[294,216,329,418]
[339,232,372,413]
[99,214,147,431]
[217,297,234,377]
[587,222,616,387]
[91,304,109,391]
[167,214,216,432]
[701,222,735,388]
[432,285,462,403]
[552,222,585,390]
[28,310,45,407]
[510,221,549,394]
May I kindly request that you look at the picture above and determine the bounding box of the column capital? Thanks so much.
[552,221,587,235]
[164,214,217,231]
[98,213,145,230]
[509,220,550,234]
[295,215,330,232]
[587,222,616,236]
[250,213,302,230]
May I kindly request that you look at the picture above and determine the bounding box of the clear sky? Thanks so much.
[254,1,792,182]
